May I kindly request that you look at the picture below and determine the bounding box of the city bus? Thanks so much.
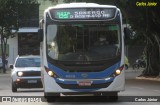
[39,3,125,101]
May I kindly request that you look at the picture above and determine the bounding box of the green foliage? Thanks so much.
[48,0,118,4]
[0,0,39,73]
[0,0,39,37]
[0,0,18,36]
[119,0,160,75]
[63,0,116,4]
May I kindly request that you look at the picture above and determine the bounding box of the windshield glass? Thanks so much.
[47,24,121,61]
[15,57,40,67]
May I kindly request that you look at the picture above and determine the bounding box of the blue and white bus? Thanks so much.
[39,3,125,101]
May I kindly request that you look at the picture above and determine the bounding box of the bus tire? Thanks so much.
[108,92,118,101]
[102,92,118,102]
[44,93,59,102]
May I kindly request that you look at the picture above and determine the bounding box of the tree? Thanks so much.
[118,0,160,76]
[49,0,116,4]
[0,0,39,73]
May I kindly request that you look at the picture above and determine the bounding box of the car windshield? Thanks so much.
[15,57,40,67]
[47,23,121,61]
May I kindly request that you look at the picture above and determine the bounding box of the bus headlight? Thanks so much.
[17,71,23,77]
[115,69,121,75]
[111,65,124,77]
[45,67,58,78]
[48,71,54,77]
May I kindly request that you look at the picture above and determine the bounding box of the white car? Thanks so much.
[10,55,42,92]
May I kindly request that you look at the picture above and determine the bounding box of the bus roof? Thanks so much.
[46,3,117,11]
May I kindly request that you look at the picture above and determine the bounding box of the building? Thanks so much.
[7,0,64,65]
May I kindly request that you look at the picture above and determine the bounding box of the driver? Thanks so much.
[94,35,109,46]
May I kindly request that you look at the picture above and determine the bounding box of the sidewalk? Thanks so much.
[0,69,11,77]
[126,67,160,82]
[136,76,160,82]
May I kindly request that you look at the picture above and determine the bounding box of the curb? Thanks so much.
[136,76,160,82]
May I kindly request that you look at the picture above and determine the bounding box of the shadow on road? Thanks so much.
[46,96,120,103]
[16,88,44,93]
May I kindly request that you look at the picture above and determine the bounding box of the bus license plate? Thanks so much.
[28,80,37,83]
[78,81,92,86]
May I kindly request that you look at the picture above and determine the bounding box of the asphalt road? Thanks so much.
[0,70,159,105]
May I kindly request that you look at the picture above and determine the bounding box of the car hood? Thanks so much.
[14,67,40,72]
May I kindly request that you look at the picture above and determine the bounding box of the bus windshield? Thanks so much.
[47,23,121,61]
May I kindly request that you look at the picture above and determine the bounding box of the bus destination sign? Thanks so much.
[50,8,116,20]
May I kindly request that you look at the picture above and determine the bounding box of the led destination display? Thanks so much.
[50,8,116,20]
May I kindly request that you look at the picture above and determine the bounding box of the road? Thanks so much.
[0,70,159,105]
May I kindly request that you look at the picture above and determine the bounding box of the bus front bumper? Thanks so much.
[43,70,125,93]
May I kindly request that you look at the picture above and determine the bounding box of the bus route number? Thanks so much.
[57,12,70,19]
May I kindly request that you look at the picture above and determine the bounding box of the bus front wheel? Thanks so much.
[44,93,60,102]
[102,92,118,101]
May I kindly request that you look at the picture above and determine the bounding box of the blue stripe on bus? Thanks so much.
[55,77,114,84]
